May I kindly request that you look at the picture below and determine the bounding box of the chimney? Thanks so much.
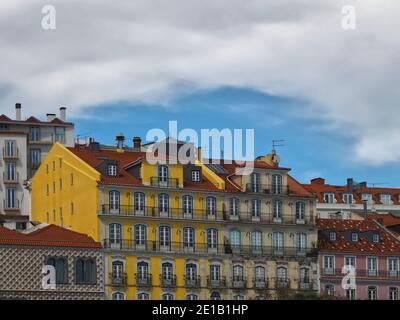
[59,107,66,121]
[310,178,325,185]
[347,178,354,192]
[46,113,56,122]
[88,139,100,152]
[116,133,125,149]
[197,146,202,162]
[15,103,21,120]
[133,136,141,150]
[363,199,368,220]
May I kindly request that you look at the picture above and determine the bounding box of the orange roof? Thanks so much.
[317,218,400,254]
[368,213,400,227]
[0,224,101,249]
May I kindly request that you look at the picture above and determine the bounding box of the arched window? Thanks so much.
[187,294,198,300]
[250,173,260,192]
[75,258,96,284]
[159,225,171,248]
[229,198,240,217]
[273,232,284,251]
[276,266,287,281]
[158,193,169,215]
[111,261,124,281]
[209,264,220,281]
[233,265,244,281]
[112,292,125,300]
[109,223,122,245]
[210,291,221,300]
[162,293,174,300]
[273,200,282,220]
[109,190,120,212]
[134,224,147,246]
[138,292,150,300]
[183,227,195,248]
[251,199,261,218]
[299,267,310,283]
[230,230,241,250]
[46,257,67,284]
[134,192,145,212]
[182,195,193,215]
[206,228,218,249]
[251,231,262,252]
[255,266,265,281]
[206,197,217,216]
[161,262,173,280]
[137,261,149,280]
[295,201,305,220]
[158,165,169,182]
[272,174,282,194]
[186,263,197,281]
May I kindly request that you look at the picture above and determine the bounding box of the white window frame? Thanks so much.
[191,170,200,182]
[108,164,117,176]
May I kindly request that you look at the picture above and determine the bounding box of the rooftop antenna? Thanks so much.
[370,182,390,188]
[272,139,285,152]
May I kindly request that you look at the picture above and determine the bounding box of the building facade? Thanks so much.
[0,224,104,300]
[31,136,318,300]
[318,218,400,300]
[0,103,75,229]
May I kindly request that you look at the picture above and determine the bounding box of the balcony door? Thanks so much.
[109,191,120,214]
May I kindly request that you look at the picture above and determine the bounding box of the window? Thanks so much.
[70,173,74,186]
[209,265,220,281]
[138,293,149,300]
[111,261,124,281]
[230,230,241,250]
[234,295,244,300]
[207,228,218,249]
[388,258,398,277]
[134,192,145,211]
[162,293,174,300]
[361,193,373,204]
[159,226,171,248]
[255,266,265,281]
[329,232,336,241]
[380,193,391,205]
[108,164,117,176]
[59,178,62,190]
[0,124,9,131]
[6,188,17,209]
[346,289,356,300]
[367,286,377,300]
[137,261,149,280]
[324,193,335,203]
[161,262,173,280]
[112,292,125,300]
[46,184,49,196]
[272,232,284,251]
[324,255,334,274]
[5,162,16,181]
[210,291,221,300]
[325,284,335,295]
[345,256,356,268]
[5,140,16,157]
[158,193,169,214]
[158,165,168,182]
[351,232,358,242]
[55,127,65,143]
[295,201,305,220]
[183,227,195,248]
[109,190,120,212]
[271,174,282,194]
[186,263,197,281]
[251,199,261,218]
[182,195,193,215]
[134,224,147,246]
[187,294,198,300]
[342,193,354,204]
[250,173,260,192]
[233,265,244,281]
[191,170,200,182]
[276,267,287,281]
[75,258,96,284]
[273,200,282,220]
[372,233,379,243]
[30,148,41,166]
[229,198,239,217]
[251,231,262,251]
[70,202,74,214]
[53,181,56,193]
[109,223,122,245]
[389,287,399,300]
[299,267,310,283]
[367,257,377,276]
[46,257,67,284]
[206,196,217,216]
[296,233,307,252]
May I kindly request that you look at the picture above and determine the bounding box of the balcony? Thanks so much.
[184,275,201,288]
[274,277,291,289]
[135,273,152,287]
[2,147,19,159]
[246,183,289,195]
[298,279,317,291]
[29,134,63,145]
[109,272,127,286]
[3,199,20,211]
[159,275,177,288]
[231,276,247,289]
[3,172,19,184]
[322,268,400,279]
[207,276,227,289]
[253,278,268,290]
[150,177,179,188]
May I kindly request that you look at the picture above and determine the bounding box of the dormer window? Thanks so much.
[361,193,373,204]
[108,164,117,176]
[191,170,200,182]
[324,193,335,204]
[351,232,358,242]
[329,232,336,241]
[380,193,391,205]
[343,193,354,204]
[372,233,379,243]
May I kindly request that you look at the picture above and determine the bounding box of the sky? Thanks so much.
[1,0,400,186]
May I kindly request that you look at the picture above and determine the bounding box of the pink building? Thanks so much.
[317,218,400,300]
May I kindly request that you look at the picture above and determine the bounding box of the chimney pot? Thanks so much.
[133,136,141,149]
[46,113,56,122]
[59,107,66,121]
[197,146,202,162]
[116,133,125,149]
[15,103,21,120]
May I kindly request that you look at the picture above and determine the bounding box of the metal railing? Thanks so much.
[3,172,19,183]
[231,276,247,289]
[322,268,400,279]
[246,183,289,195]
[159,275,177,287]
[207,276,227,288]
[2,147,19,159]
[253,278,268,289]
[135,273,152,287]
[109,272,127,286]
[184,275,201,288]
[150,177,180,188]
[3,199,20,210]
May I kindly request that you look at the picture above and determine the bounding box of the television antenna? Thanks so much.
[272,139,285,152]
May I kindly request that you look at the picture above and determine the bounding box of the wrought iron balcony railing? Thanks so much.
[2,147,19,159]
[253,278,268,290]
[150,177,180,188]
[246,183,289,195]
[207,276,227,288]
[322,268,400,279]
[159,274,177,287]
[184,275,201,288]
[135,273,152,287]
[231,276,247,289]
[3,172,19,183]
[109,272,127,286]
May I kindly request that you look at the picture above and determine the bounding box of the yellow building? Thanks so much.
[31,136,318,300]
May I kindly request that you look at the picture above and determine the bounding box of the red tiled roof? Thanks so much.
[0,224,101,249]
[50,117,65,124]
[317,218,400,254]
[368,213,400,227]
[25,116,40,123]
[0,114,12,121]
[0,114,73,125]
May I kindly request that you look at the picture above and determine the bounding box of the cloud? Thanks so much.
[0,0,399,165]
